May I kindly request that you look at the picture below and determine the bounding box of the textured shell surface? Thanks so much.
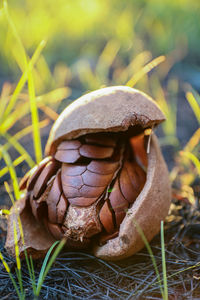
[45,86,166,155]
[5,86,171,261]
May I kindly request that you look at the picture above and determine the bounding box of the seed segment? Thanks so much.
[55,134,116,163]
[99,200,115,233]
[26,156,53,191]
[19,133,146,247]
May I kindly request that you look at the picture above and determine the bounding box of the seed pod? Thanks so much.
[5,86,171,260]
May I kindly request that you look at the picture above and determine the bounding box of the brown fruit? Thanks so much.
[5,86,171,260]
[45,86,165,155]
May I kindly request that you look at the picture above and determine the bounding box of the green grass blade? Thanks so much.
[13,221,21,271]
[4,181,26,299]
[13,119,49,143]
[9,272,22,299]
[0,251,21,299]
[0,251,11,273]
[3,0,28,119]
[36,241,59,295]
[161,221,168,300]
[0,209,10,215]
[1,102,30,133]
[0,82,12,120]
[3,132,35,167]
[42,239,66,279]
[3,0,27,66]
[4,181,15,205]
[184,128,200,152]
[150,75,178,140]
[186,92,200,125]
[0,119,49,163]
[180,151,200,175]
[0,95,10,122]
[167,261,200,280]
[133,219,164,299]
[30,255,36,294]
[15,268,24,299]
[1,147,20,200]
[96,39,120,80]
[23,251,36,295]
[1,87,68,133]
[28,61,42,163]
[36,87,71,105]
[11,196,36,295]
[2,40,46,121]
[0,155,25,178]
[36,239,66,296]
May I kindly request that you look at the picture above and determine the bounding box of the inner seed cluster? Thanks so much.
[19,132,146,247]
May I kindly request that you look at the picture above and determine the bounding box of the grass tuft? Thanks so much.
[161,221,168,300]
[36,239,66,296]
[133,219,165,299]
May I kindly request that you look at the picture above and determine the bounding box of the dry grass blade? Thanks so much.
[184,128,200,152]
[38,105,58,120]
[1,148,20,200]
[186,92,200,124]
[96,39,120,80]
[180,151,200,175]
[126,55,166,87]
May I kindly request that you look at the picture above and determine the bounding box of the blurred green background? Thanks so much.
[0,0,199,177]
[1,0,200,91]
[0,2,200,298]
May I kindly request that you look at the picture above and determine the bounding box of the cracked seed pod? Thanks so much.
[6,86,171,261]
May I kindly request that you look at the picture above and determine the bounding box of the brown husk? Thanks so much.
[5,195,55,259]
[5,86,171,260]
[94,134,171,260]
[45,86,165,155]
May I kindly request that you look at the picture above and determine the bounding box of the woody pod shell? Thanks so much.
[6,86,171,261]
[46,86,165,155]
[46,85,171,260]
